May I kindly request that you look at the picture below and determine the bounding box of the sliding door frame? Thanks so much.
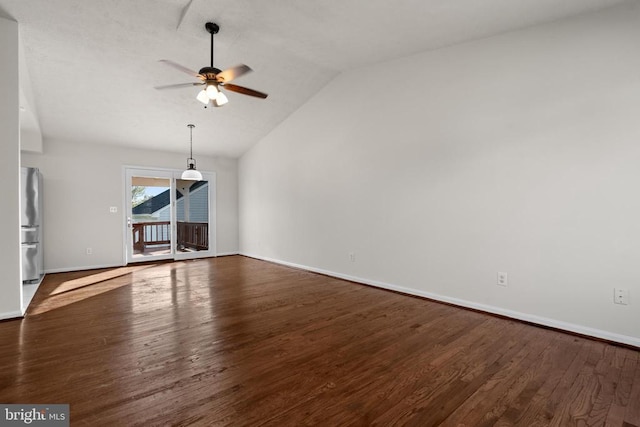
[122,166,216,265]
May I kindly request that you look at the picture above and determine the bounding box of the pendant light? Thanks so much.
[181,124,203,181]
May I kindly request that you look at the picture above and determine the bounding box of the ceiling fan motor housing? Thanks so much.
[198,66,222,80]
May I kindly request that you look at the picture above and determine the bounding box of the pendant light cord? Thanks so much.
[182,123,201,180]
[188,124,195,160]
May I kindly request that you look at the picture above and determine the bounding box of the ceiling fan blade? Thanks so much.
[223,83,268,99]
[216,64,252,83]
[154,82,204,90]
[159,60,202,79]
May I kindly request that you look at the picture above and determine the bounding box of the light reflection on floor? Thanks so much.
[129,260,205,315]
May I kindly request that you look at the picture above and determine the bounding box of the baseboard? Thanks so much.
[0,310,23,321]
[45,263,124,274]
[241,252,640,348]
[216,251,239,257]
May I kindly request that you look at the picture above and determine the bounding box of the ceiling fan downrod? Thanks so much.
[205,22,219,69]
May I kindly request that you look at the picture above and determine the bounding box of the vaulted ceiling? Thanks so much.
[0,0,627,157]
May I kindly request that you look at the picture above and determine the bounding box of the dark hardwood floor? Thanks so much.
[0,255,638,426]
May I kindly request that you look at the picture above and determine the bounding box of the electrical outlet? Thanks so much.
[349,252,355,262]
[497,272,508,287]
[109,206,118,213]
[86,247,93,255]
[614,288,629,305]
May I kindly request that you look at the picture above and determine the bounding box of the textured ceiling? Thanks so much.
[0,0,627,158]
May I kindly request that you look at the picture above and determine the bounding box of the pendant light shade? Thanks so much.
[182,164,202,180]
[181,124,202,181]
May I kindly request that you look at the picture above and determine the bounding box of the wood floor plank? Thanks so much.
[492,335,584,426]
[261,309,505,426]
[605,347,638,426]
[369,323,538,426]
[547,340,612,426]
[0,255,637,426]
[445,331,562,426]
[624,352,640,426]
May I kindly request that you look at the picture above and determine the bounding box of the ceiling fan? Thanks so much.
[156,22,268,107]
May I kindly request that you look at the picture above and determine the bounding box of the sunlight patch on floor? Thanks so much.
[28,265,153,315]
[49,266,152,296]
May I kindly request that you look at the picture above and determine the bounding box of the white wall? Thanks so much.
[19,40,43,153]
[0,16,22,319]
[239,2,640,346]
[21,139,238,272]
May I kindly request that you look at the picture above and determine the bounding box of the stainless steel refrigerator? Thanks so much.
[21,167,43,283]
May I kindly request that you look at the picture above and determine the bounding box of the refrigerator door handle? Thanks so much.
[21,226,39,244]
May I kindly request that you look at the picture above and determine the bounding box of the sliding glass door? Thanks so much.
[124,167,215,264]
[173,174,215,260]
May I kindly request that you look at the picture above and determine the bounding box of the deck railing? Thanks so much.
[132,221,208,253]
[132,221,171,253]
[177,221,208,251]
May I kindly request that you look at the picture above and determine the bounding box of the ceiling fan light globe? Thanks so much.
[206,84,219,99]
[196,89,210,104]
[216,91,228,106]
